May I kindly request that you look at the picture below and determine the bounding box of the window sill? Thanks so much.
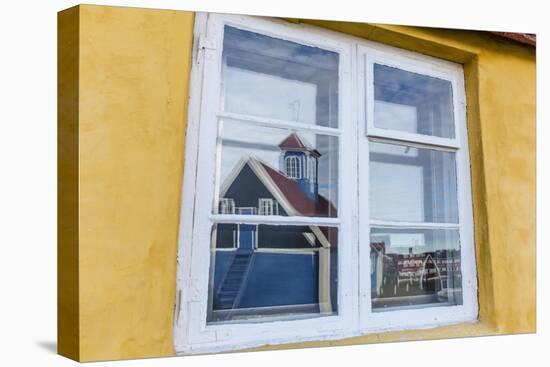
[175,318,492,355]
[244,320,497,354]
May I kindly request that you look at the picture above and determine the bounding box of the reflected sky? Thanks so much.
[369,141,459,223]
[371,228,461,254]
[374,100,417,134]
[374,64,455,138]
[224,66,318,123]
[222,26,339,128]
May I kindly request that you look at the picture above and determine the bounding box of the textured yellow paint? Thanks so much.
[58,6,535,362]
[75,5,193,362]
[473,46,536,333]
[250,322,497,353]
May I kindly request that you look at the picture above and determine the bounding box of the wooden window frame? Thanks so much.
[174,12,478,355]
[357,45,478,331]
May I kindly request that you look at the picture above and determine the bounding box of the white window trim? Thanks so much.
[285,156,301,179]
[219,198,235,214]
[175,13,357,355]
[258,198,277,216]
[357,45,478,331]
[174,12,478,355]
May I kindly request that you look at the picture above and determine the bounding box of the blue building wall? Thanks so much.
[213,251,319,309]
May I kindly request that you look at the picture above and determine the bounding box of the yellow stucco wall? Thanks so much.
[58,5,535,362]
[58,5,195,362]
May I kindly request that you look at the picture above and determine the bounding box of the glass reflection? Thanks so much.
[370,228,462,310]
[215,120,339,217]
[208,223,338,323]
[374,64,455,138]
[369,141,459,223]
[223,26,339,128]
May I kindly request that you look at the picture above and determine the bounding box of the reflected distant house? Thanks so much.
[370,241,462,308]
[210,133,338,321]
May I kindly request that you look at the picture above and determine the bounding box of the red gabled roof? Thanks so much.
[259,160,339,246]
[278,133,321,156]
[259,161,337,218]
[491,32,536,46]
[278,133,308,150]
[221,155,338,246]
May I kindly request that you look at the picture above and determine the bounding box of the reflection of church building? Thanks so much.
[370,241,462,308]
[210,133,337,321]
[218,133,335,217]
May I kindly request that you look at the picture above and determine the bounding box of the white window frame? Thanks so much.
[219,198,235,214]
[174,12,477,355]
[175,13,357,355]
[357,45,478,332]
[258,198,277,215]
[285,155,301,179]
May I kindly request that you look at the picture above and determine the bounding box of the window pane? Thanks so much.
[369,141,458,223]
[370,228,462,311]
[208,223,338,323]
[215,119,339,217]
[373,64,455,138]
[223,26,339,128]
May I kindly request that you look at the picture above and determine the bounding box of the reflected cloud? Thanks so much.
[369,141,459,223]
[223,26,339,128]
[374,64,455,138]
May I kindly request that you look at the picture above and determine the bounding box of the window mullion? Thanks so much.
[367,135,460,152]
[210,213,341,226]
[217,111,342,137]
[369,219,460,229]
